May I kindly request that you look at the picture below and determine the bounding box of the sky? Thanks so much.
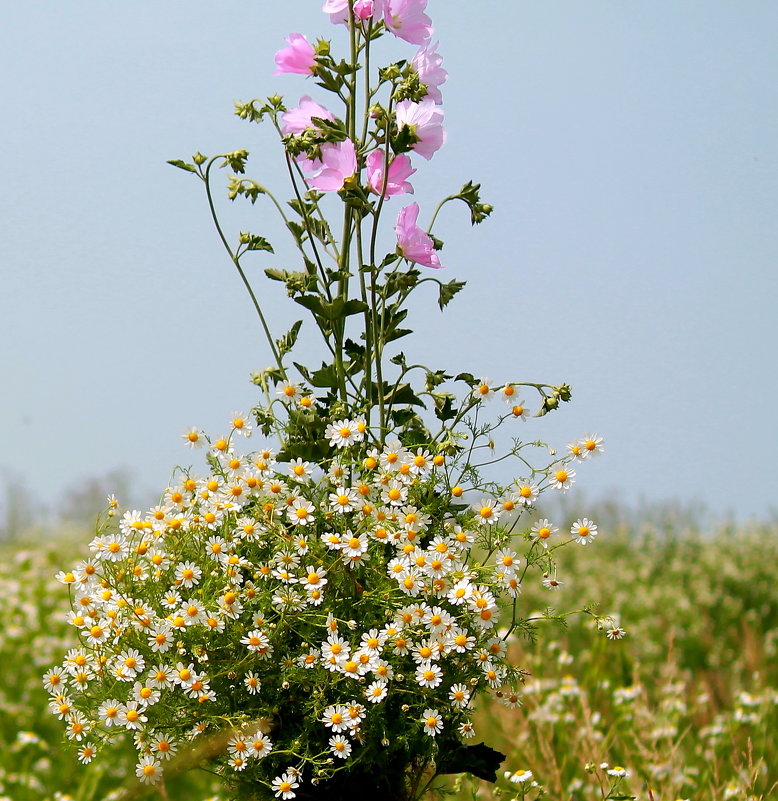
[2,1,777,524]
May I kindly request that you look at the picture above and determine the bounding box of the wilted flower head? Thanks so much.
[411,40,447,104]
[395,202,442,268]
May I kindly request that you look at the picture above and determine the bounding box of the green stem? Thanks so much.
[203,159,284,375]
[281,151,334,303]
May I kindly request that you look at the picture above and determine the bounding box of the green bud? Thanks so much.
[192,152,206,166]
[380,64,402,81]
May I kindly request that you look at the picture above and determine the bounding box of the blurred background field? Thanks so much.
[1,501,775,801]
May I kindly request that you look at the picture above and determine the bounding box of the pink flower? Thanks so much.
[273,33,316,76]
[394,98,446,160]
[281,96,335,136]
[306,139,358,192]
[395,203,442,268]
[383,0,432,45]
[366,150,415,197]
[411,41,447,104]
[323,0,381,24]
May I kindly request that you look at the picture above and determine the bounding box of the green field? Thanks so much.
[2,516,775,801]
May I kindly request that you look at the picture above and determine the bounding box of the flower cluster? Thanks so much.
[47,402,606,796]
[50,1,615,799]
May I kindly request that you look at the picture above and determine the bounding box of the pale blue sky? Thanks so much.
[2,2,777,522]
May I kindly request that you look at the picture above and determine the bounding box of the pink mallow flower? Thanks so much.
[394,98,446,160]
[307,139,358,192]
[274,33,316,76]
[281,96,335,136]
[411,41,447,104]
[366,150,415,197]
[383,0,432,45]
[395,203,442,268]
[323,0,381,24]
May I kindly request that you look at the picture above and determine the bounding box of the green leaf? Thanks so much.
[435,742,505,783]
[167,159,198,174]
[310,363,339,389]
[392,123,416,155]
[219,150,249,174]
[286,220,306,245]
[292,362,312,383]
[385,328,412,343]
[240,233,274,253]
[425,370,451,391]
[455,372,477,386]
[455,180,494,225]
[293,294,325,318]
[382,268,420,298]
[339,299,370,318]
[438,279,466,310]
[432,392,457,422]
[276,321,302,358]
[385,383,423,407]
[344,339,365,359]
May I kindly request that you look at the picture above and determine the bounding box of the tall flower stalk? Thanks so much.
[48,3,617,800]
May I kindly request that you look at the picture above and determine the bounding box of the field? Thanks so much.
[1,514,776,801]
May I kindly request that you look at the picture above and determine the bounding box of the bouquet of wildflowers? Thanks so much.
[48,2,613,799]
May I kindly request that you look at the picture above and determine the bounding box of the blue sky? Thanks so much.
[2,2,777,522]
